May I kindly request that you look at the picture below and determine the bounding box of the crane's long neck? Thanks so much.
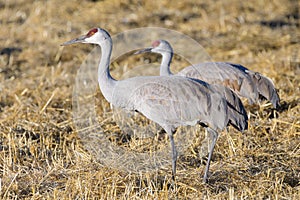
[160,52,173,76]
[98,39,117,103]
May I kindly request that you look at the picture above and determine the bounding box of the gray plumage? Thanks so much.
[62,28,246,183]
[112,76,228,131]
[137,40,280,109]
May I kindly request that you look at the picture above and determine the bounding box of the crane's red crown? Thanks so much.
[86,28,98,37]
[152,40,160,47]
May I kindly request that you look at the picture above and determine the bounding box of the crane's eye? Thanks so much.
[86,28,98,37]
[152,40,160,47]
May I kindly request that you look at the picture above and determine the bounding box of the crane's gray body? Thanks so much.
[179,62,280,108]
[178,62,258,104]
[112,75,228,132]
[144,40,279,109]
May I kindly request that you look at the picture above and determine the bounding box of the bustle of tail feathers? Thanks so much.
[226,63,280,109]
[210,84,248,132]
[207,91,229,131]
[249,71,280,109]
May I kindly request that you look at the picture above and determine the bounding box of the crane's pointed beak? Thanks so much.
[61,35,87,46]
[134,47,153,55]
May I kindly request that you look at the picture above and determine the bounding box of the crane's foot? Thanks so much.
[172,173,176,181]
[203,173,209,183]
[169,173,177,192]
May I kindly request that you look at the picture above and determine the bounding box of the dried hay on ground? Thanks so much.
[0,0,299,199]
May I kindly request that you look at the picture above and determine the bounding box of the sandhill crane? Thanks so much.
[62,28,248,183]
[135,40,280,109]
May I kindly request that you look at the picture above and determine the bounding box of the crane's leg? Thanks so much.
[203,127,219,183]
[168,132,177,181]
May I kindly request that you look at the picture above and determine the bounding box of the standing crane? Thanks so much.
[62,28,248,183]
[135,40,280,109]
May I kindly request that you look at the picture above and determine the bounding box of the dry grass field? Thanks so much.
[1,0,299,199]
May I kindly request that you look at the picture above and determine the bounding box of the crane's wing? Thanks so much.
[178,62,258,104]
[112,76,228,131]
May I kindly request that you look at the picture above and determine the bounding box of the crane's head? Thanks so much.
[134,40,173,55]
[61,28,111,46]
